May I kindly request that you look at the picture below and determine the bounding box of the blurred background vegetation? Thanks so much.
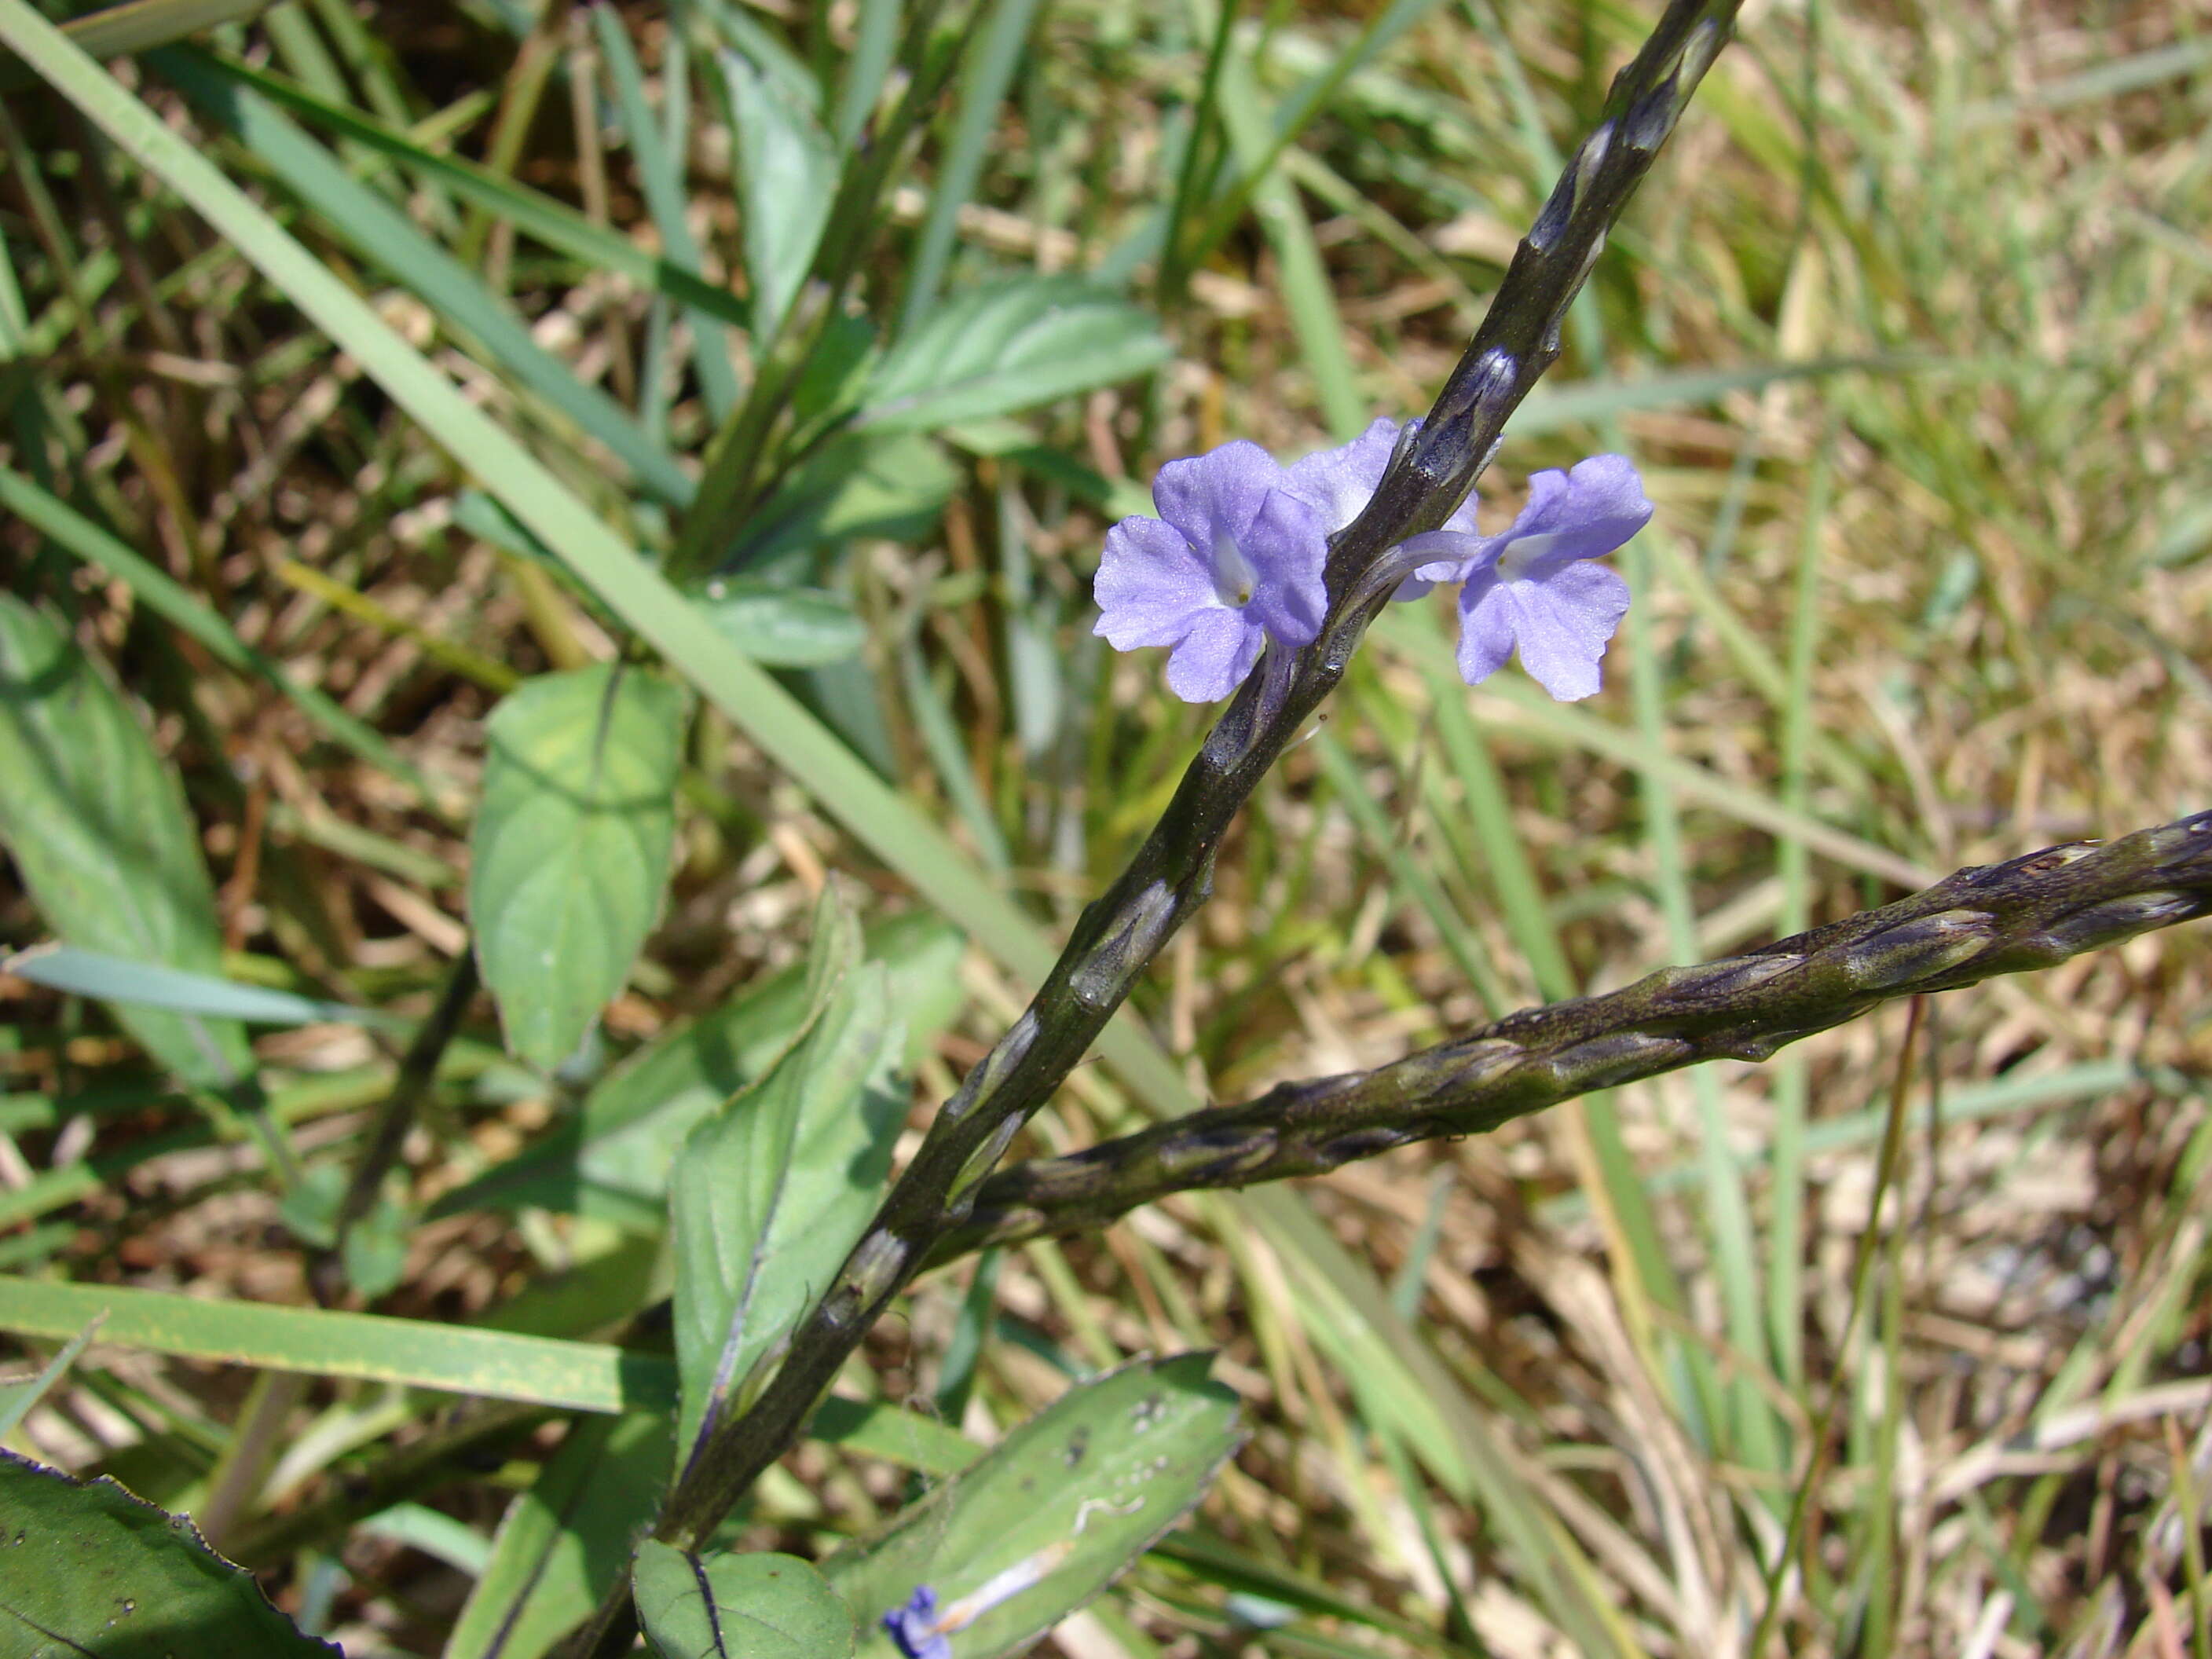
[0,0,2208,1654]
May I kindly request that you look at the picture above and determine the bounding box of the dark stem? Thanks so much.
[569,4,1742,1650]
[934,811,2212,1256]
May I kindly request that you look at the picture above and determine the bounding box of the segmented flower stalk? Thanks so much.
[940,811,2212,1256]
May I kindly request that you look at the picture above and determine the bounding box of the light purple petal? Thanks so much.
[1165,608,1264,702]
[1093,515,1214,649]
[1494,562,1632,701]
[1283,418,1400,533]
[1240,487,1328,645]
[1151,439,1283,555]
[1455,571,1517,685]
[1492,454,1652,580]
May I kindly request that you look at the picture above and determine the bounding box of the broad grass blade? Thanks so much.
[5,944,405,1031]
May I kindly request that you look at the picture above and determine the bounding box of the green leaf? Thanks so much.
[0,595,253,1088]
[859,277,1172,434]
[430,914,964,1225]
[0,0,266,69]
[822,1355,1245,1659]
[445,1411,675,1659]
[592,6,742,423]
[471,665,686,1070]
[634,1544,855,1659]
[0,1449,339,1656]
[361,1503,493,1578]
[672,897,907,1469]
[699,582,866,668]
[273,1163,347,1247]
[716,49,837,340]
[791,313,879,433]
[0,1273,976,1469]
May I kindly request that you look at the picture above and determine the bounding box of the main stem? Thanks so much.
[574,2,1741,1649]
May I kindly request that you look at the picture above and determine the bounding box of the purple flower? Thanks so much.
[1093,441,1328,702]
[1282,418,1477,600]
[884,1587,950,1659]
[1404,453,1652,701]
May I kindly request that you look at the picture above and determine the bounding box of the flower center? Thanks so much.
[1209,532,1258,609]
[1495,529,1562,581]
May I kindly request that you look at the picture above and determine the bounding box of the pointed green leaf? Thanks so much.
[4,943,406,1030]
[445,1411,675,1659]
[823,1355,1245,1659]
[859,278,1171,434]
[0,595,253,1087]
[471,665,685,1070]
[634,1544,855,1659]
[0,1449,339,1655]
[717,49,837,340]
[671,956,905,1470]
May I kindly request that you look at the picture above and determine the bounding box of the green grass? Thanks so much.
[1,0,2208,1655]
